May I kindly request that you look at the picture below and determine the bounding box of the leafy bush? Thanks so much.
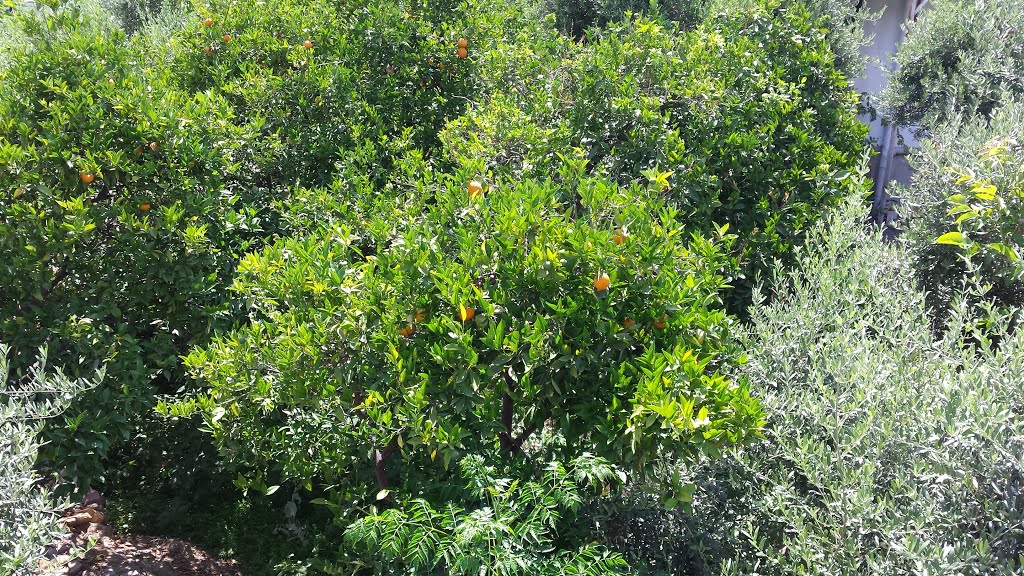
[898,101,1024,317]
[885,0,1024,132]
[676,199,1024,574]
[1,344,101,576]
[440,3,869,309]
[0,2,245,489]
[708,0,876,79]
[158,0,528,209]
[346,454,629,575]
[177,169,763,569]
[935,115,1024,283]
[538,0,708,39]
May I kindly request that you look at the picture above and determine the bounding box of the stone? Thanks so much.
[67,558,88,575]
[86,523,113,539]
[60,512,92,529]
[83,489,105,509]
[83,507,105,524]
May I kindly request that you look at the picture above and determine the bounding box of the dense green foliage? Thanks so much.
[540,0,708,39]
[441,4,869,308]
[347,454,629,575]
[897,102,1024,317]
[9,0,976,573]
[935,107,1024,283]
[1,345,101,576]
[0,2,246,489]
[885,0,1024,132]
[176,169,763,569]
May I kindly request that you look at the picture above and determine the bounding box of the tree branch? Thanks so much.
[373,439,400,491]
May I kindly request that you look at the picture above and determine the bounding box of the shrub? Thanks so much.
[346,454,629,575]
[676,199,1024,574]
[0,2,244,489]
[897,101,1024,318]
[708,0,876,80]
[177,169,764,569]
[538,0,709,39]
[158,0,529,207]
[1,344,101,576]
[935,111,1024,283]
[885,0,1024,132]
[440,3,869,310]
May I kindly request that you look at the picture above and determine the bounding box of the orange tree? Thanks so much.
[157,0,529,240]
[176,162,764,568]
[0,2,245,488]
[440,2,870,310]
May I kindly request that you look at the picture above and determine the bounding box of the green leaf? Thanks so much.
[936,231,966,246]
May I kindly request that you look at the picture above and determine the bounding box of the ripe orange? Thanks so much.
[457,47,468,59]
[458,304,475,322]
[303,40,313,49]
[149,141,159,151]
[139,203,151,212]
[593,273,610,292]
[612,228,627,245]
[468,180,483,198]
[399,325,415,338]
[414,309,427,322]
[80,172,95,184]
[204,46,214,56]
[203,17,213,27]
[222,33,231,43]
[134,146,144,155]
[623,317,635,328]
[439,62,445,70]
[458,38,468,49]
[653,314,668,330]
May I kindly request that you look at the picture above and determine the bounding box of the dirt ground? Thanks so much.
[39,492,243,576]
[76,534,244,576]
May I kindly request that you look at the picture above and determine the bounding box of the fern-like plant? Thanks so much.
[344,454,629,575]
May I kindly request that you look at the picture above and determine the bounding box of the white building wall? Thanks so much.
[853,0,920,150]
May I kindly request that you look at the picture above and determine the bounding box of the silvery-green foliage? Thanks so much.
[897,101,1024,318]
[0,345,101,576]
[885,0,1024,132]
[689,199,1024,574]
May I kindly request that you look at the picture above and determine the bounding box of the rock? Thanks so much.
[67,558,88,575]
[43,539,72,558]
[86,523,113,539]
[166,540,185,557]
[83,490,105,509]
[83,507,105,524]
[60,512,93,529]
